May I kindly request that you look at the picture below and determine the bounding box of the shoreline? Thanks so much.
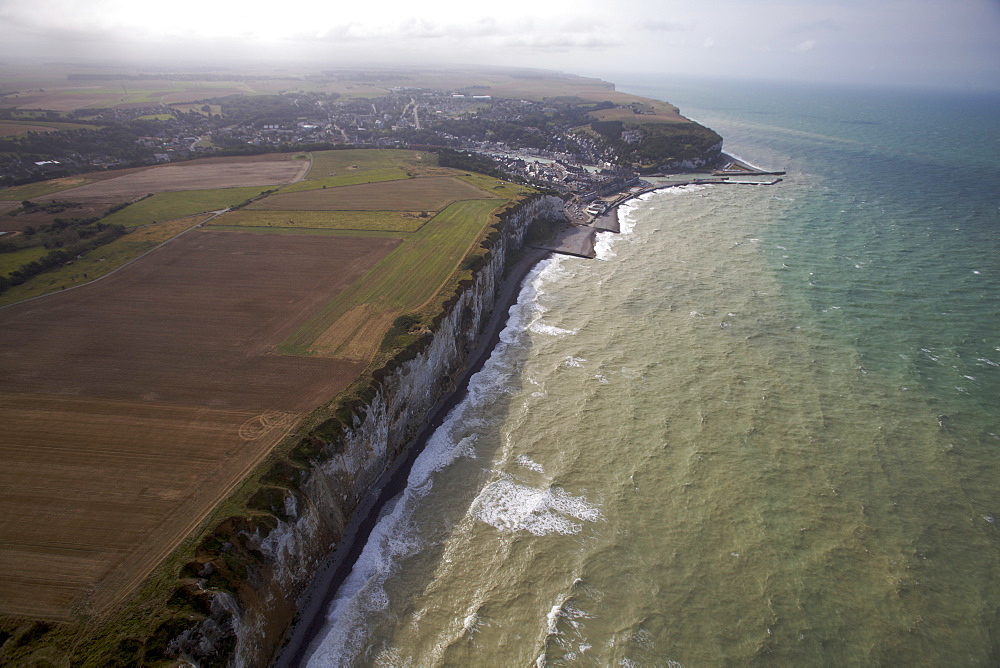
[272,243,554,668]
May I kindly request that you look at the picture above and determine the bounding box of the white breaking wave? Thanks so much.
[529,321,578,336]
[516,455,546,473]
[471,475,603,536]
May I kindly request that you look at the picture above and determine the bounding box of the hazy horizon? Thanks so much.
[1,0,998,93]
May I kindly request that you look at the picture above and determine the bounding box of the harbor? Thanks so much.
[535,169,783,259]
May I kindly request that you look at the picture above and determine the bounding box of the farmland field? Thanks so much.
[0,394,295,619]
[0,140,534,641]
[0,122,57,137]
[0,154,309,204]
[280,198,506,355]
[37,160,308,202]
[101,186,268,227]
[0,201,119,232]
[0,176,102,202]
[0,120,101,136]
[0,230,402,618]
[207,209,429,232]
[280,167,411,192]
[250,176,498,212]
[0,80,291,112]
[0,231,398,407]
[305,149,433,177]
[0,216,208,306]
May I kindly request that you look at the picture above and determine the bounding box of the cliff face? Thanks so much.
[169,194,566,667]
[660,139,724,171]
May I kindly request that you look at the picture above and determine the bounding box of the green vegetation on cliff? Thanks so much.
[589,119,723,171]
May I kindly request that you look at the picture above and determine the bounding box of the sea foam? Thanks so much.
[471,476,603,536]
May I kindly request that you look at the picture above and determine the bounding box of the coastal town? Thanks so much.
[1,84,781,257]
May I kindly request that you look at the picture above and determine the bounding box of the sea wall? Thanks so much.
[168,194,566,667]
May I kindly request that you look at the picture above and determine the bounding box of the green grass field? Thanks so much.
[251,176,498,212]
[101,187,268,228]
[206,209,429,232]
[0,176,102,201]
[170,103,222,116]
[305,149,435,179]
[455,172,536,199]
[280,167,411,193]
[0,245,50,276]
[279,198,507,355]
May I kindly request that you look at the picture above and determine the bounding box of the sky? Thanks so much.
[1,0,998,91]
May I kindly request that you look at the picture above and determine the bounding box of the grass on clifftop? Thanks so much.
[305,148,436,179]
[279,167,411,192]
[207,209,431,232]
[279,198,508,356]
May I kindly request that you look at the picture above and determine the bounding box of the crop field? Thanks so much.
[281,167,411,192]
[0,154,307,205]
[0,176,104,202]
[37,160,309,202]
[250,176,498,212]
[0,89,120,112]
[207,209,429,232]
[101,186,269,228]
[0,73,405,111]
[0,216,208,306]
[1,201,118,232]
[280,198,505,356]
[0,229,400,618]
[0,122,56,137]
[0,394,295,619]
[1,81,274,112]
[0,120,101,136]
[306,149,434,178]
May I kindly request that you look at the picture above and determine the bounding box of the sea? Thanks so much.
[303,78,1000,666]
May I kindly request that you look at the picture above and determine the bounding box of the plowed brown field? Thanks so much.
[0,230,400,619]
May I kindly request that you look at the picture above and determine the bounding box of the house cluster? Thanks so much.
[2,86,651,193]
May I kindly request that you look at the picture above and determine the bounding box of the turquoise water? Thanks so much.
[304,80,1000,665]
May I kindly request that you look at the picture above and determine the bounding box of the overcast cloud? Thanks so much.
[1,0,998,90]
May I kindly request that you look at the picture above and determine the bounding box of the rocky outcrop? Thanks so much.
[169,194,566,667]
